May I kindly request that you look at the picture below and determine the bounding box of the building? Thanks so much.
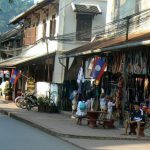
[60,0,150,113]
[0,0,107,99]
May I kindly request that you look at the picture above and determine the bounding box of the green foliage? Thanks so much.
[0,0,33,33]
[37,96,50,106]
[8,0,14,4]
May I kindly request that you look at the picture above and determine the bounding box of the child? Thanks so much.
[76,95,87,125]
[99,93,107,111]
[107,96,116,119]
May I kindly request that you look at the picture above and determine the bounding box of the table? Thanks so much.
[87,111,99,128]
[87,111,107,128]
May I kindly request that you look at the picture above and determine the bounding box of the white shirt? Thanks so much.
[100,98,106,109]
[85,99,91,110]
[107,101,115,113]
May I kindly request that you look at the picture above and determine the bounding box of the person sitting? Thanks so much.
[123,102,145,137]
[76,95,87,125]
[145,95,150,116]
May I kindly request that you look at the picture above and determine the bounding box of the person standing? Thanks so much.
[107,96,116,119]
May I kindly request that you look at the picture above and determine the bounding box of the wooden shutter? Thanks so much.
[23,27,36,46]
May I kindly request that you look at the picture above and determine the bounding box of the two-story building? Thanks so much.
[0,0,107,98]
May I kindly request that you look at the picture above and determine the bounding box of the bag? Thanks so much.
[79,101,86,111]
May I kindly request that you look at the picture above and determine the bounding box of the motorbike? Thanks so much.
[15,92,37,110]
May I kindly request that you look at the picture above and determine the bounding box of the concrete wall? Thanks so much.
[106,0,150,37]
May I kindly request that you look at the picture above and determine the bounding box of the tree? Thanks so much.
[0,0,33,33]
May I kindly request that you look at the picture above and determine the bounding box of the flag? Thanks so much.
[10,69,21,85]
[90,58,107,81]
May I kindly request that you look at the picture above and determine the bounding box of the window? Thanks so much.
[76,14,92,41]
[23,27,36,46]
[43,19,47,38]
[50,15,56,37]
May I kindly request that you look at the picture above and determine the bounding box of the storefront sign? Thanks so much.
[27,77,35,92]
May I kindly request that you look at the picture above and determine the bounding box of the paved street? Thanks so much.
[63,138,150,150]
[0,113,82,150]
[0,101,150,150]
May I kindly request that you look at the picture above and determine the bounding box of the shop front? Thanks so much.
[60,39,150,125]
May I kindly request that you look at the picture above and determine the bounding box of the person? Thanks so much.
[107,96,116,119]
[76,95,87,125]
[99,93,107,111]
[145,95,150,116]
[123,102,145,137]
[71,91,78,118]
[85,95,91,111]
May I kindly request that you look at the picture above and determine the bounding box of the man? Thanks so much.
[123,102,145,137]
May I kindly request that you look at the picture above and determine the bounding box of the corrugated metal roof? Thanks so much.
[0,26,22,43]
[61,29,150,57]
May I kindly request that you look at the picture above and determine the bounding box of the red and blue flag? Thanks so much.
[10,69,21,85]
[90,57,107,81]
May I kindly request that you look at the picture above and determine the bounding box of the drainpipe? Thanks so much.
[58,57,66,68]
[45,37,50,81]
[125,16,130,41]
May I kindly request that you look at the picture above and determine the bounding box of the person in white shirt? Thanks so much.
[99,93,107,111]
[107,97,116,119]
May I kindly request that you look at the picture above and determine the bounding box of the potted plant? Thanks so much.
[37,95,59,113]
[4,87,12,100]
[4,81,12,100]
[37,96,46,112]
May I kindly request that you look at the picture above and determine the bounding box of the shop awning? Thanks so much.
[59,29,150,58]
[0,52,55,68]
[59,39,150,59]
[71,2,101,14]
[0,55,37,68]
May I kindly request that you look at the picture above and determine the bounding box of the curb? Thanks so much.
[0,109,150,142]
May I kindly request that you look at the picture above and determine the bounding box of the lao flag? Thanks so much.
[91,58,107,81]
[10,69,21,85]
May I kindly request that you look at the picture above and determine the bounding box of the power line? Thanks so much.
[51,8,150,41]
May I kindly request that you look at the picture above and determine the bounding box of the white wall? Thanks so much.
[58,0,107,51]
[106,0,150,22]
[23,0,108,83]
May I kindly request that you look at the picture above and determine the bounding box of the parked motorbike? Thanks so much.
[26,93,38,110]
[15,92,37,110]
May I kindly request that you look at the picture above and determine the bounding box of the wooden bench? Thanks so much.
[87,111,115,128]
[130,122,145,136]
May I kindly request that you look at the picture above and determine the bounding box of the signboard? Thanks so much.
[26,77,35,92]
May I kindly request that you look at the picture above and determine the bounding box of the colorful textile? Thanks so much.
[10,69,21,85]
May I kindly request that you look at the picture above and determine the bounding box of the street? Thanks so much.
[63,138,150,150]
[0,113,82,150]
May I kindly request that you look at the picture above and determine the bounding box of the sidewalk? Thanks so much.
[0,100,150,141]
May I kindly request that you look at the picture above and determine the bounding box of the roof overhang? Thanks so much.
[9,0,55,24]
[0,51,56,68]
[59,29,150,58]
[59,39,150,58]
[71,2,102,14]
